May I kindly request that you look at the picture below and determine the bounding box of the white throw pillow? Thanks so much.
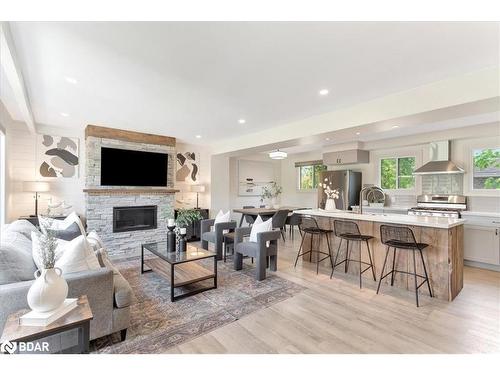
[212,210,231,231]
[32,233,100,275]
[38,212,86,238]
[249,215,273,243]
[87,230,106,253]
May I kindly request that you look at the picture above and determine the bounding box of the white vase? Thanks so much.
[324,198,336,211]
[27,268,68,313]
[271,197,280,209]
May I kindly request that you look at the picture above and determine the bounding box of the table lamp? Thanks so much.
[189,184,205,209]
[23,181,50,217]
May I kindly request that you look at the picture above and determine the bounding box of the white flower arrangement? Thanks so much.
[319,178,340,200]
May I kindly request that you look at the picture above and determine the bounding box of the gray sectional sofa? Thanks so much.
[0,220,132,342]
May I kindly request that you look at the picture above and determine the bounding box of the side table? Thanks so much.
[0,295,93,354]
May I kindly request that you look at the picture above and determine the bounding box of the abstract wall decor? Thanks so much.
[176,151,198,183]
[238,159,274,196]
[37,134,79,178]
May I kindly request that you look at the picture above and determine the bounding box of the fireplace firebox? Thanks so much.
[113,206,157,233]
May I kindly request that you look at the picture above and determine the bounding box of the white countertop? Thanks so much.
[461,211,500,219]
[294,209,465,229]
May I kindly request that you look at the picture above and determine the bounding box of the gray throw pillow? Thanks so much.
[0,242,37,285]
[50,222,81,241]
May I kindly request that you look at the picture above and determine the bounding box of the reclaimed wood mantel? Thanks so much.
[83,188,180,195]
[85,124,176,147]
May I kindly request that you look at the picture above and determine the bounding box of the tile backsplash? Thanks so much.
[422,174,463,195]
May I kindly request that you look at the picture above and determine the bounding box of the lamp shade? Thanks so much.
[189,184,206,193]
[23,181,50,192]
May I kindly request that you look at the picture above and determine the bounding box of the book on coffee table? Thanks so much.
[20,298,78,327]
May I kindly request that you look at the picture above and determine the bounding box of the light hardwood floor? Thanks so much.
[166,230,500,354]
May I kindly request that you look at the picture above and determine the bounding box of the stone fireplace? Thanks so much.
[84,125,178,258]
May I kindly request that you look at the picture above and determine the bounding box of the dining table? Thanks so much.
[233,206,309,227]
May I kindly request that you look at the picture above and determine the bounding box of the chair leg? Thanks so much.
[412,249,419,307]
[234,252,243,271]
[358,241,362,289]
[294,232,307,268]
[390,247,397,286]
[345,240,351,273]
[316,234,321,275]
[330,238,342,278]
[325,232,334,269]
[419,249,433,297]
[281,228,286,242]
[366,240,376,281]
[376,245,391,294]
[256,254,267,281]
[270,255,277,271]
[309,233,313,262]
[120,329,127,342]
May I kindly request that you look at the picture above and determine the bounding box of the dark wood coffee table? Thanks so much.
[141,242,217,302]
[0,295,93,354]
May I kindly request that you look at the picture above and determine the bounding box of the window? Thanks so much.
[297,162,327,190]
[472,148,500,190]
[380,157,415,190]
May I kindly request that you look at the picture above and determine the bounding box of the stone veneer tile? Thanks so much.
[85,136,175,258]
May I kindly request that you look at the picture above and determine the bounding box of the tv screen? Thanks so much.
[100,147,168,187]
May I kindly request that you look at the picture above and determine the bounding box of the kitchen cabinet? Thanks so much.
[463,216,500,266]
[323,149,369,165]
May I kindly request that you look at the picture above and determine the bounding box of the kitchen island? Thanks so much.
[294,209,465,301]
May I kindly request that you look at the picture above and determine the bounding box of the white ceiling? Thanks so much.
[2,22,499,143]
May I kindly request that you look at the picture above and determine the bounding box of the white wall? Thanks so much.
[174,142,211,210]
[4,120,85,222]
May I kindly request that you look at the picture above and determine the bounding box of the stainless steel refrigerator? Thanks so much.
[317,170,362,210]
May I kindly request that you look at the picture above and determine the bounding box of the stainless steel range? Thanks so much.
[407,195,467,218]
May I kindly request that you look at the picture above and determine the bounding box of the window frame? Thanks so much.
[470,146,500,193]
[296,163,327,191]
[379,155,417,192]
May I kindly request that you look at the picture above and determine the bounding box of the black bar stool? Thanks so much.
[377,224,433,307]
[331,220,376,288]
[294,215,334,274]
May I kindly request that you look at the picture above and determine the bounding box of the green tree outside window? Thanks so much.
[299,164,327,190]
[473,148,500,190]
[381,157,415,190]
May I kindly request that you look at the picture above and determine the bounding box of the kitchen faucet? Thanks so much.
[358,186,384,214]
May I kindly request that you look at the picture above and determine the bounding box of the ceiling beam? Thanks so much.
[210,67,500,155]
[0,22,36,134]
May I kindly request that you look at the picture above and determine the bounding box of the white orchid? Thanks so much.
[320,179,340,199]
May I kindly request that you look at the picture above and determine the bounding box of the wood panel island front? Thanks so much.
[294,209,466,301]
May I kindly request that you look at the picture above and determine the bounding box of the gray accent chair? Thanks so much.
[201,218,237,260]
[233,226,280,281]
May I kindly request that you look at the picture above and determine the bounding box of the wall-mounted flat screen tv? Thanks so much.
[100,147,168,187]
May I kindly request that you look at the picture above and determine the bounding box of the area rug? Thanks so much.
[91,256,305,353]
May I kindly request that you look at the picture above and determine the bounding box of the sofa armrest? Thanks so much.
[235,226,252,243]
[201,218,215,234]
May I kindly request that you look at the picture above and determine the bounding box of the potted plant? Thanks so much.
[319,178,340,211]
[27,220,68,312]
[260,181,283,209]
[173,208,203,240]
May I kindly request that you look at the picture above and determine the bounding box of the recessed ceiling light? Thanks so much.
[325,137,330,141]
[392,125,399,129]
[64,76,78,84]
[356,132,361,135]
[238,119,246,124]
[195,135,202,139]
[319,89,329,96]
[60,112,69,117]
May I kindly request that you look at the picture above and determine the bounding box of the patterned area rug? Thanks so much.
[92,257,305,354]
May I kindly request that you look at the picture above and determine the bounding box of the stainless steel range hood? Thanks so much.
[413,141,464,175]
